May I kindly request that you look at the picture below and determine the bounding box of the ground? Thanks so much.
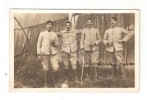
[14,56,135,88]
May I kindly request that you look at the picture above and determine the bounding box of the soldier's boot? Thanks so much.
[73,69,80,83]
[84,67,90,81]
[64,69,69,83]
[90,67,95,81]
[94,67,98,81]
[52,71,60,87]
[119,64,126,79]
[112,64,116,77]
[43,70,49,88]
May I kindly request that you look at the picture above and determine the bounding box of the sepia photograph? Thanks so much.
[9,9,139,92]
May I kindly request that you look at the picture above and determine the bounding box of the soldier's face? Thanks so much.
[87,20,93,28]
[110,19,117,27]
[65,23,71,31]
[46,23,52,31]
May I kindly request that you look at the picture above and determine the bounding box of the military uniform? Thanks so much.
[60,30,78,69]
[103,26,133,77]
[80,27,101,80]
[37,30,59,71]
[80,27,101,67]
[59,29,79,82]
[103,27,132,65]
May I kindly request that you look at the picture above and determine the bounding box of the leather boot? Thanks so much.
[64,69,69,82]
[90,67,95,81]
[119,64,126,78]
[94,67,98,81]
[73,69,79,83]
[84,67,90,81]
[43,70,48,88]
[52,71,59,87]
[111,64,116,77]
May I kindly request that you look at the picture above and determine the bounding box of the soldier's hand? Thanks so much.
[128,25,134,31]
[38,55,41,60]
[118,40,125,43]
[81,49,85,55]
[107,41,113,46]
[89,42,96,47]
[51,40,55,46]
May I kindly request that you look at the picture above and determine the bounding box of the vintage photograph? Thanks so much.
[10,10,139,91]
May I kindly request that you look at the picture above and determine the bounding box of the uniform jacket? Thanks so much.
[60,29,77,53]
[37,30,59,55]
[80,27,102,51]
[103,27,133,52]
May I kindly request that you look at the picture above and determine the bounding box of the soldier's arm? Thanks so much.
[95,29,102,45]
[103,30,109,45]
[54,33,59,47]
[76,29,82,34]
[80,30,84,49]
[121,26,134,42]
[37,32,43,55]
[56,31,63,36]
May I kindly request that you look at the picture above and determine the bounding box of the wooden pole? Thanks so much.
[14,17,30,56]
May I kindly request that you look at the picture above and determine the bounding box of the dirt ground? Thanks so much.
[14,56,135,88]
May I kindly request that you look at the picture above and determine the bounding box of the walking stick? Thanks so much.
[80,53,84,84]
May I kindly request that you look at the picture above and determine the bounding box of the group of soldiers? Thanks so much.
[37,17,134,87]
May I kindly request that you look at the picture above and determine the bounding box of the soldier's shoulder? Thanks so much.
[39,30,46,35]
[81,28,87,32]
[70,29,78,33]
[105,28,111,32]
[92,27,99,31]
[116,27,122,29]
[116,27,125,31]
[51,31,57,35]
[60,30,66,33]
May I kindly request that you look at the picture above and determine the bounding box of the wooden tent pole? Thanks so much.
[14,17,29,44]
[14,17,30,55]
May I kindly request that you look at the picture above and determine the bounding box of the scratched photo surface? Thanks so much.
[10,10,139,92]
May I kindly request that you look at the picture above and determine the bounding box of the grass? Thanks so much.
[14,56,135,88]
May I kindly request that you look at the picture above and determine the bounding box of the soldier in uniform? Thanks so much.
[59,21,79,83]
[80,18,102,81]
[103,17,134,78]
[37,20,59,87]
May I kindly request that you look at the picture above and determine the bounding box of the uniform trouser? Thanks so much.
[106,51,124,65]
[84,51,99,67]
[106,51,125,75]
[83,50,100,80]
[61,52,77,69]
[40,54,59,72]
[61,52,78,81]
[40,54,59,85]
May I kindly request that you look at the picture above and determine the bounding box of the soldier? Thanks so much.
[59,21,79,83]
[80,18,102,81]
[103,17,134,79]
[37,20,59,87]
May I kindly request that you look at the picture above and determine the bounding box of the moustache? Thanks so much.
[47,27,51,28]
